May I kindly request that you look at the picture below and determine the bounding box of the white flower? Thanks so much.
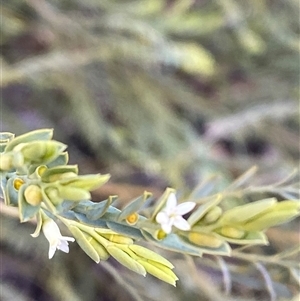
[155,193,196,234]
[42,219,75,259]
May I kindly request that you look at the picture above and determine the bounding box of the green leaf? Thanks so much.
[73,212,108,228]
[225,166,258,191]
[47,152,69,168]
[141,229,203,257]
[106,221,145,240]
[216,231,269,245]
[5,129,53,152]
[4,177,19,206]
[18,184,40,222]
[117,192,151,222]
[86,196,116,220]
[188,175,220,200]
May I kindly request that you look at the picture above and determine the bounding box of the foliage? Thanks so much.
[1,129,300,300]
[1,0,299,300]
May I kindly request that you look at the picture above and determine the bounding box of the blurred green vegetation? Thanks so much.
[1,0,299,300]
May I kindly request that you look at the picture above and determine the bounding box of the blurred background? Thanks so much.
[1,0,299,300]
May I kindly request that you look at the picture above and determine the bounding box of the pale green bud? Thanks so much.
[217,226,246,239]
[101,234,134,245]
[48,172,78,182]
[14,141,66,164]
[203,206,223,224]
[107,245,146,276]
[137,259,177,286]
[221,198,277,224]
[44,187,63,205]
[24,185,43,206]
[243,210,300,231]
[188,232,223,248]
[58,185,91,201]
[0,153,13,171]
[129,245,174,269]
[68,225,100,263]
[60,174,110,191]
[84,235,110,260]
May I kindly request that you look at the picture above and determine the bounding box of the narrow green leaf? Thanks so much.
[141,229,203,257]
[216,231,269,245]
[225,166,258,191]
[117,192,151,222]
[47,152,69,168]
[106,221,145,240]
[86,197,115,220]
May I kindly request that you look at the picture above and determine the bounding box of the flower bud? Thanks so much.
[107,245,146,276]
[129,245,174,269]
[203,206,223,224]
[45,187,63,205]
[137,259,177,286]
[24,185,43,206]
[101,234,134,245]
[188,231,223,248]
[0,153,13,171]
[217,226,246,239]
[84,234,110,260]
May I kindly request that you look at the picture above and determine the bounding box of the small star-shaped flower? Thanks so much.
[42,219,75,259]
[155,193,196,234]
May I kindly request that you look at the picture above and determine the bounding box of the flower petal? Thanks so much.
[57,240,70,253]
[165,193,177,214]
[161,222,173,234]
[156,211,169,224]
[173,202,196,216]
[48,246,57,259]
[173,216,191,231]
